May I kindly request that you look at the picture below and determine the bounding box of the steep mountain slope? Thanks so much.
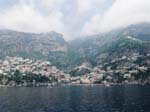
[123,22,150,41]
[0,30,68,69]
[68,30,122,66]
[68,22,150,70]
[0,22,150,73]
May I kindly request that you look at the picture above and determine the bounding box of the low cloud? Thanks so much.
[77,0,107,14]
[0,0,149,40]
[82,0,150,35]
[0,1,65,34]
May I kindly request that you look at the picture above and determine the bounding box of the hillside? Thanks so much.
[67,23,150,84]
[0,30,68,69]
[68,23,150,69]
[0,23,150,73]
[0,23,150,84]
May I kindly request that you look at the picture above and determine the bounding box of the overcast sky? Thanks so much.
[0,0,150,40]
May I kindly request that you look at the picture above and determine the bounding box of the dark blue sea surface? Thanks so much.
[0,85,150,112]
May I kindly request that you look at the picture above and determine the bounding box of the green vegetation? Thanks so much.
[0,70,50,86]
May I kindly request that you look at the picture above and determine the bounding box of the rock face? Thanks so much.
[68,22,150,68]
[0,30,67,64]
[123,22,150,41]
[0,22,150,77]
[67,22,150,84]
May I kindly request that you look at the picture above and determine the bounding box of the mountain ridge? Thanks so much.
[0,22,150,72]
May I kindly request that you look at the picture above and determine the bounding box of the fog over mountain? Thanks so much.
[0,2,150,112]
[0,0,150,75]
[0,0,150,40]
[0,22,150,71]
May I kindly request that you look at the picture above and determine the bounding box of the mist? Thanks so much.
[0,0,150,40]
